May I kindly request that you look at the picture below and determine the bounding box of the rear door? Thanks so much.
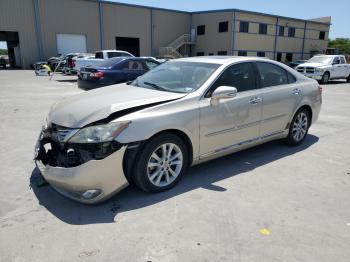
[331,56,343,78]
[256,62,302,136]
[338,56,348,78]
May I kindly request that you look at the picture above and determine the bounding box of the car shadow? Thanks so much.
[31,134,319,225]
[55,79,77,83]
[322,80,347,85]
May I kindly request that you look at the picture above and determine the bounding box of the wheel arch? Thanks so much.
[147,129,194,166]
[287,104,313,129]
[122,128,194,182]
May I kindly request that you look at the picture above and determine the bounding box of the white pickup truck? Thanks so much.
[74,50,134,71]
[296,55,350,84]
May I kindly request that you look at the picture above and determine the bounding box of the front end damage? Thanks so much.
[34,123,129,204]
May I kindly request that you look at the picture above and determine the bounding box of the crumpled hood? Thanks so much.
[297,62,328,68]
[48,84,186,128]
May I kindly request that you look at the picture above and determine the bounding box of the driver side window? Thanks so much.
[208,62,256,97]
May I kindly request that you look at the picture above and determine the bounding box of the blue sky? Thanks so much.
[0,0,348,50]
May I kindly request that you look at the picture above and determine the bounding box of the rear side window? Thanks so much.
[108,52,132,58]
[340,56,346,64]
[95,52,103,59]
[123,60,145,70]
[209,62,256,94]
[287,71,297,84]
[256,62,288,87]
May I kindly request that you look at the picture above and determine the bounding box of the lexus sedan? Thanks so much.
[77,57,160,89]
[34,56,322,203]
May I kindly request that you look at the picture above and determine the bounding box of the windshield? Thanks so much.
[98,57,124,68]
[308,56,333,64]
[132,61,220,93]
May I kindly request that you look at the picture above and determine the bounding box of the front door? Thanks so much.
[199,62,262,157]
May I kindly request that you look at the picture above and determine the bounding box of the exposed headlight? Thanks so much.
[68,121,130,143]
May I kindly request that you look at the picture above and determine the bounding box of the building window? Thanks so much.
[196,52,205,56]
[218,51,227,55]
[208,53,214,56]
[239,21,249,33]
[197,25,205,35]
[259,23,268,35]
[319,31,326,40]
[288,27,295,37]
[277,52,282,61]
[279,26,284,36]
[286,53,293,62]
[238,51,247,56]
[257,51,265,57]
[219,21,229,33]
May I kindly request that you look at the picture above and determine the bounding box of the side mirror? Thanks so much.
[211,86,237,105]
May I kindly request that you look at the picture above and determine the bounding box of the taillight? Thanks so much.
[90,71,104,78]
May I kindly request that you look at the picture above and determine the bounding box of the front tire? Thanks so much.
[286,108,310,146]
[347,74,350,83]
[320,72,330,84]
[132,133,188,193]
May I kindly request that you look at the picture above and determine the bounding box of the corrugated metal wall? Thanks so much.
[102,3,151,56]
[0,0,39,68]
[0,0,331,68]
[38,0,100,58]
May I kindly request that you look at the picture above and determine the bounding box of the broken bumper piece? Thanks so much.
[35,141,129,204]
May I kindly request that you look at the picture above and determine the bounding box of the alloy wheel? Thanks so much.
[292,112,308,142]
[147,143,183,187]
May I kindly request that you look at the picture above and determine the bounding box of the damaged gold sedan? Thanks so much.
[34,57,321,203]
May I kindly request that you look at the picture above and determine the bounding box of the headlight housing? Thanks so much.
[68,121,130,143]
[315,68,323,72]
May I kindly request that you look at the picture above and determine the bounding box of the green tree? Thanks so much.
[328,38,350,54]
[0,49,8,55]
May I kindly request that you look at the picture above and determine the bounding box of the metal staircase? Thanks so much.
[159,34,196,59]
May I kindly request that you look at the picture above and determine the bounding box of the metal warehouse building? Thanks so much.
[0,0,331,68]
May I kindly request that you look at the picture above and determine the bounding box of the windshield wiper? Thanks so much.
[143,82,169,92]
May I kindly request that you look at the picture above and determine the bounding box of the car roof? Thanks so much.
[96,50,132,53]
[175,56,272,64]
[313,55,341,57]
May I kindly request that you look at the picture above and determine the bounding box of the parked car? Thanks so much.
[63,53,94,75]
[74,50,134,72]
[32,61,48,70]
[34,56,322,203]
[0,55,8,68]
[47,55,64,71]
[289,60,307,69]
[77,57,160,89]
[296,55,350,84]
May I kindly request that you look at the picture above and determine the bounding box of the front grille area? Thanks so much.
[36,123,122,167]
[297,67,315,73]
[42,123,78,143]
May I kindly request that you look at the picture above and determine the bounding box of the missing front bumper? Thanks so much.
[35,146,129,204]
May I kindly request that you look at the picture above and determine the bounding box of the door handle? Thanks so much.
[249,97,262,104]
[292,88,301,95]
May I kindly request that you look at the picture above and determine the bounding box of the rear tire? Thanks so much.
[286,108,310,146]
[132,133,188,193]
[320,72,330,84]
[347,74,350,83]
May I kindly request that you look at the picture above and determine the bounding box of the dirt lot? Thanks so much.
[0,70,349,262]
